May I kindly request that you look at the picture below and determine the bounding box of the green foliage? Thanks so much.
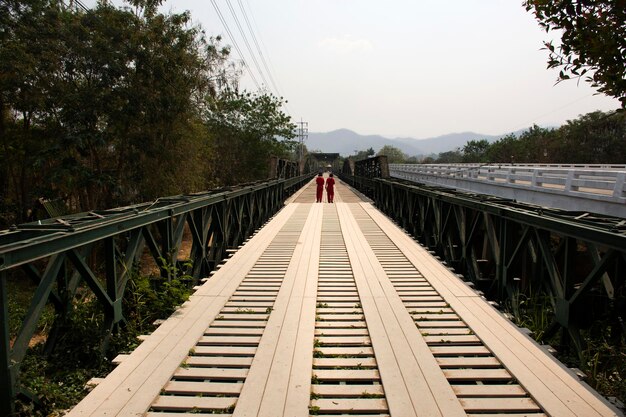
[462,139,490,163]
[12,268,192,416]
[524,0,626,107]
[436,149,463,163]
[122,270,193,335]
[507,288,626,405]
[377,145,407,164]
[353,147,375,161]
[0,0,296,226]
[205,90,296,185]
[428,110,625,164]
[582,335,626,401]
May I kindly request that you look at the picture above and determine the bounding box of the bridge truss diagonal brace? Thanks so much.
[337,203,465,417]
[66,204,299,417]
[360,203,620,417]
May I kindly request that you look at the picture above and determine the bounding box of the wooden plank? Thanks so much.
[436,356,501,368]
[197,336,261,346]
[466,414,547,417]
[317,347,374,356]
[417,320,467,328]
[423,334,481,344]
[217,314,269,321]
[233,204,322,417]
[66,204,300,416]
[151,396,236,411]
[452,384,527,397]
[404,303,454,315]
[204,328,264,336]
[413,313,461,321]
[430,345,491,356]
[316,336,371,346]
[186,356,253,367]
[460,397,542,412]
[315,328,369,336]
[173,367,248,380]
[316,321,366,328]
[315,369,381,381]
[163,381,243,395]
[420,327,473,335]
[337,203,465,417]
[443,369,511,381]
[362,202,621,416]
[313,357,378,368]
[311,398,388,413]
[146,413,230,417]
[316,314,365,321]
[317,307,363,314]
[193,346,256,356]
[210,321,267,328]
[454,296,617,416]
[312,384,384,397]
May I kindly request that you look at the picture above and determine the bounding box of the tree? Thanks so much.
[353,147,375,161]
[485,134,520,163]
[462,139,491,163]
[557,110,626,163]
[377,145,407,164]
[205,91,296,185]
[436,150,463,163]
[524,0,626,107]
[0,0,238,223]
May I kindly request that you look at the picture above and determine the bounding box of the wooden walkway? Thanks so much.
[68,176,621,417]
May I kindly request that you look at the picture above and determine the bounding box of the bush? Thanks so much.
[14,269,192,416]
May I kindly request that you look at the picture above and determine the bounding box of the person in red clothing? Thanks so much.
[325,173,335,203]
[315,172,325,202]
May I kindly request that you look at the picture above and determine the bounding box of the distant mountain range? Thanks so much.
[306,128,524,157]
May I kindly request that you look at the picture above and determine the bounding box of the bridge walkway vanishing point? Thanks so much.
[67,176,621,417]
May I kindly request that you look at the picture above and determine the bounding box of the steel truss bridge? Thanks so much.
[0,158,624,416]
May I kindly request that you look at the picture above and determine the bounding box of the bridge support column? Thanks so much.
[0,271,16,416]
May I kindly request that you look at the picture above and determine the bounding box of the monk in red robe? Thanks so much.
[315,173,325,202]
[325,173,335,203]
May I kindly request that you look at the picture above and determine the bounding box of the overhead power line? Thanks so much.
[224,0,270,90]
[236,0,282,98]
[210,0,262,90]
[239,0,293,117]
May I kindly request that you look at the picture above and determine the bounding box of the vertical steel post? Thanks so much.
[104,237,121,348]
[0,271,16,416]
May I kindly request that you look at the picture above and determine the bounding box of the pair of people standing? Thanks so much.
[315,173,335,203]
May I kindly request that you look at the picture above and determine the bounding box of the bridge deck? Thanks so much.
[67,178,619,416]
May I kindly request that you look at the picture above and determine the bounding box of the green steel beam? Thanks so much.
[0,177,308,271]
[0,174,310,414]
[0,271,15,416]
[340,172,626,359]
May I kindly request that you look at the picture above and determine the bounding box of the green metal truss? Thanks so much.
[0,175,309,416]
[341,171,626,363]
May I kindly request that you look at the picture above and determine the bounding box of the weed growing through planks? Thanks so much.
[360,391,384,398]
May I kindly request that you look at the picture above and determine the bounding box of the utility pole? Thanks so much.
[296,119,308,174]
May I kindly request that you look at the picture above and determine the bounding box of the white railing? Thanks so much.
[389,164,626,217]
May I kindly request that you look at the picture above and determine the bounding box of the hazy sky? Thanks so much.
[89,0,621,138]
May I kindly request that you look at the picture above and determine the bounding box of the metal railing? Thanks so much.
[390,164,626,218]
[340,172,626,363]
[0,174,310,415]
